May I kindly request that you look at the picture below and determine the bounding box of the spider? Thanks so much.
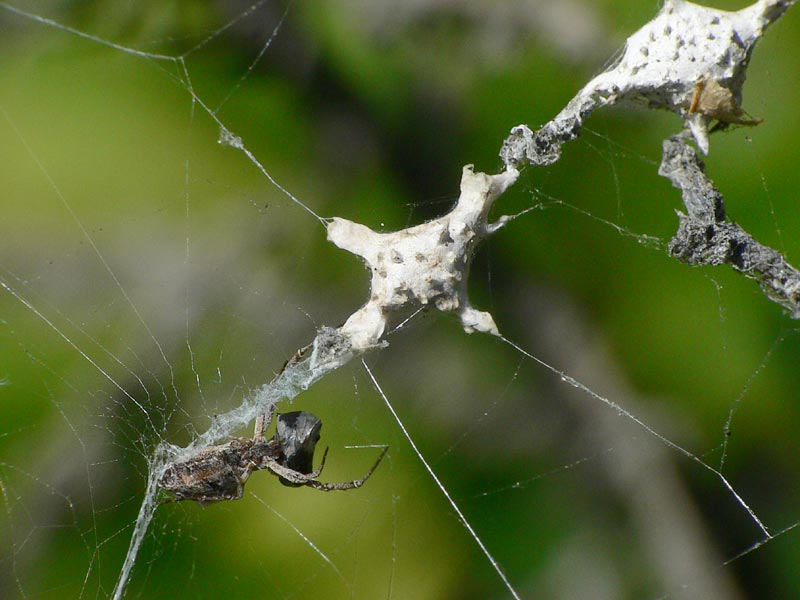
[687,77,762,129]
[157,405,387,504]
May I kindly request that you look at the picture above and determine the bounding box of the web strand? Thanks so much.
[1,105,182,412]
[362,360,524,600]
[251,494,352,594]
[499,334,772,539]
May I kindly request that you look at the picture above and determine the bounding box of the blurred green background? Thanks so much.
[2,1,800,598]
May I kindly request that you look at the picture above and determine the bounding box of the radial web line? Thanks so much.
[0,2,174,60]
[250,494,351,592]
[386,493,399,600]
[362,360,523,600]
[1,106,181,404]
[724,521,800,566]
[1,266,155,406]
[179,70,207,407]
[719,332,786,470]
[180,0,271,59]
[499,335,771,538]
[0,3,325,226]
[0,279,159,436]
[213,0,295,113]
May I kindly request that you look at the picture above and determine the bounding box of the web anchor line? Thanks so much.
[499,334,771,539]
[363,360,524,600]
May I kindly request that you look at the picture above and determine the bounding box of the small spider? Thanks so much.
[687,77,762,129]
[158,406,387,504]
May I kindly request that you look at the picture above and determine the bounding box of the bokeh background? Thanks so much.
[2,1,800,598]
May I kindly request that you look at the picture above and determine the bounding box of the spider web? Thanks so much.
[1,1,800,599]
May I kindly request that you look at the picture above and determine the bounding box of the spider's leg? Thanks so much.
[303,446,388,492]
[267,447,329,485]
[252,344,312,440]
[263,457,318,486]
[253,402,277,441]
[238,459,257,487]
[307,446,328,479]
